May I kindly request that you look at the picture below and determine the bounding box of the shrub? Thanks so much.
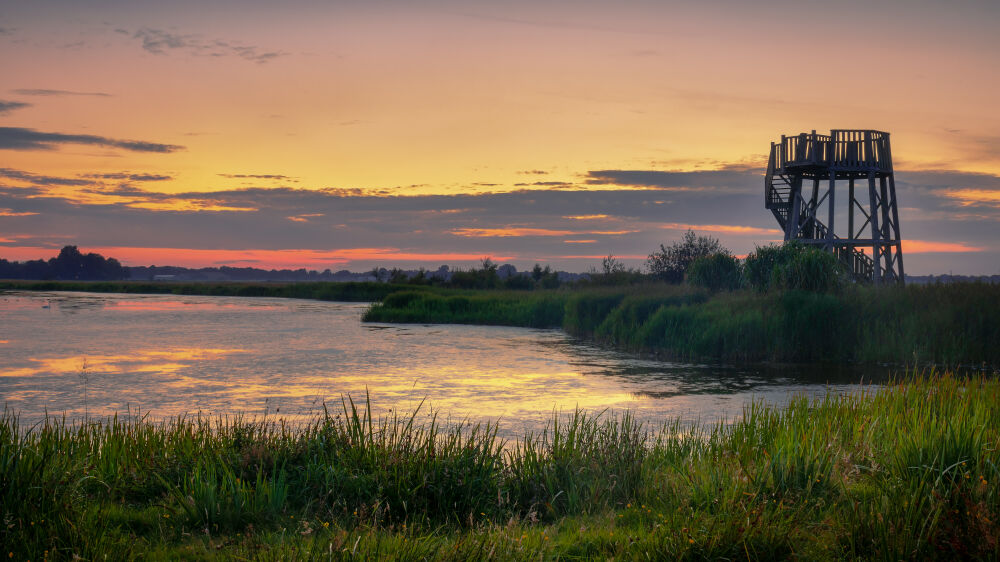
[687,253,743,292]
[771,245,846,293]
[744,242,847,294]
[647,230,728,283]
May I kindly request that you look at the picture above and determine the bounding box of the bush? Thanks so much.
[646,230,728,283]
[687,253,743,292]
[744,242,847,294]
[771,245,846,293]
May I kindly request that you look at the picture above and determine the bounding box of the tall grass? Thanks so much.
[366,282,1000,366]
[3,374,999,559]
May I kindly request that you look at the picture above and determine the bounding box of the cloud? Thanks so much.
[0,127,183,153]
[451,227,638,237]
[585,169,760,192]
[219,173,295,181]
[130,28,287,64]
[0,208,39,217]
[660,223,782,235]
[902,240,985,253]
[2,165,998,274]
[81,172,173,182]
[0,100,31,115]
[0,168,93,187]
[11,89,112,97]
[940,188,1000,208]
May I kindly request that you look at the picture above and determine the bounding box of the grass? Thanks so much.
[3,373,999,560]
[365,282,1000,366]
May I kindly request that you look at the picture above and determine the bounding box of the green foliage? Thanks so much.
[646,229,728,283]
[365,282,1000,365]
[744,242,847,294]
[4,375,1000,559]
[686,253,743,292]
[771,245,847,293]
[364,290,566,328]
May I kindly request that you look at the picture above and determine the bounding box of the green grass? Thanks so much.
[3,374,999,560]
[365,282,1000,366]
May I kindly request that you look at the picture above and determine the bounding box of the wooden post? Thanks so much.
[827,173,835,250]
[888,174,905,283]
[868,171,881,286]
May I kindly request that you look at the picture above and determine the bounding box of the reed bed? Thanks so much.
[366,282,1000,366]
[3,373,998,560]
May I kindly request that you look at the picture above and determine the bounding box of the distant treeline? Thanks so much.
[0,279,421,303]
[0,246,127,281]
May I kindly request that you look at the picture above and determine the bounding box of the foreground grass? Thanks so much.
[365,282,1000,366]
[4,374,999,560]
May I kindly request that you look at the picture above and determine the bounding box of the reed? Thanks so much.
[3,373,998,559]
[366,282,1000,366]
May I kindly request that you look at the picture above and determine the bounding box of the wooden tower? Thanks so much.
[765,129,904,285]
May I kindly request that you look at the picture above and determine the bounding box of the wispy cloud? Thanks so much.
[11,89,112,97]
[130,28,287,64]
[940,188,1000,208]
[902,240,985,253]
[0,100,31,115]
[81,172,173,182]
[0,208,39,217]
[0,127,183,153]
[0,168,93,186]
[585,169,759,192]
[660,223,782,235]
[451,227,638,238]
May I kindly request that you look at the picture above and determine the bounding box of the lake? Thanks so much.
[0,291,889,435]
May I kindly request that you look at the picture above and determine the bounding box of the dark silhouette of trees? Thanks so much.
[0,245,127,280]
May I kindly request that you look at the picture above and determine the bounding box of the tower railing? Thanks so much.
[770,130,892,173]
[764,129,904,285]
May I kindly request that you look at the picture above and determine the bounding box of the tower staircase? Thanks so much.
[764,130,904,285]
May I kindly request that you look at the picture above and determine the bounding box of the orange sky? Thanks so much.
[1,1,998,274]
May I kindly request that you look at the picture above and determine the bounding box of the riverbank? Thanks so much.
[0,279,419,302]
[3,374,997,560]
[6,279,1000,366]
[364,283,1000,366]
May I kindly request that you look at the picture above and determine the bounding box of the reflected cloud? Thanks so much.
[0,348,247,378]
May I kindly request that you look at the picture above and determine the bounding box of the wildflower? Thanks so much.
[689,539,694,544]
[323,522,329,528]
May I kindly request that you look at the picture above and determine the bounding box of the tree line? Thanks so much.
[0,246,128,281]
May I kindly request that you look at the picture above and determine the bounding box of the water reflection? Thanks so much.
[0,291,890,434]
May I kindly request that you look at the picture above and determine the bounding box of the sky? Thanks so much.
[1,0,998,274]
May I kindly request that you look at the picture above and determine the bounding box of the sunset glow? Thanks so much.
[1,1,998,274]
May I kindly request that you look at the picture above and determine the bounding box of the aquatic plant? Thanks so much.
[2,373,999,559]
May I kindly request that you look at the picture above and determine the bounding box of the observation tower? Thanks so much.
[764,129,904,285]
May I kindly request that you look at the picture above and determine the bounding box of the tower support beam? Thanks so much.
[764,129,904,285]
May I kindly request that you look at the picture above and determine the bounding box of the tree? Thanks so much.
[646,230,727,283]
[602,254,626,275]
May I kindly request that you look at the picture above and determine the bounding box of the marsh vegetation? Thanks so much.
[3,374,998,560]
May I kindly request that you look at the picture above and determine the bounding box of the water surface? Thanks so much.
[1,291,889,435]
